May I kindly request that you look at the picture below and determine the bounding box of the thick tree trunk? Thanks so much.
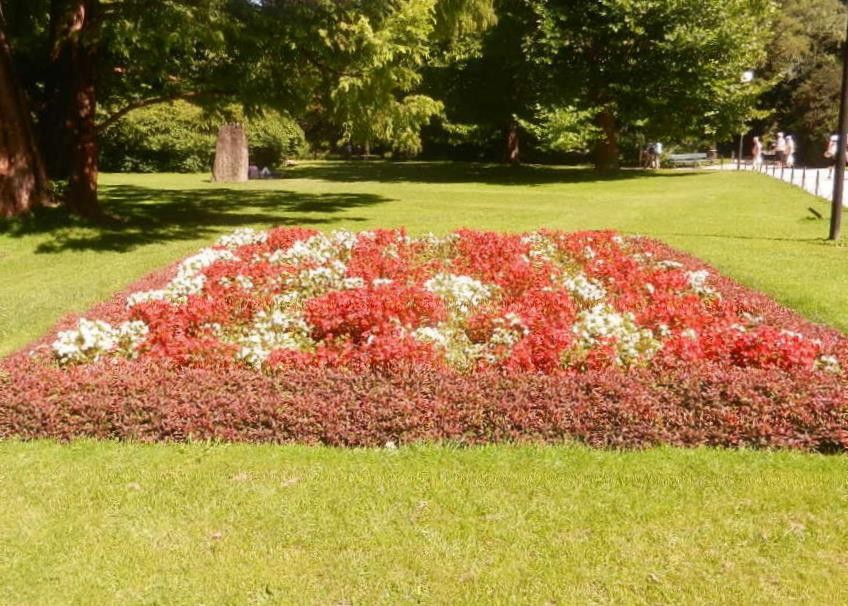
[594,108,620,171]
[505,120,520,164]
[0,14,49,217]
[64,0,102,219]
[39,0,75,180]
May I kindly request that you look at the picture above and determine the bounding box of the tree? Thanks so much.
[758,0,847,164]
[422,0,539,163]
[0,2,48,217]
[295,0,493,156]
[528,0,775,170]
[5,0,301,217]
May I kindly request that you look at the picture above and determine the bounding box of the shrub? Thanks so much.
[99,101,308,173]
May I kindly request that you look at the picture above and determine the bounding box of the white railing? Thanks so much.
[709,160,848,207]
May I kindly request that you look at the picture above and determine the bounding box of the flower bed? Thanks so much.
[2,227,847,449]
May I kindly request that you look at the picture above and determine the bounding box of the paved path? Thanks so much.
[708,161,848,207]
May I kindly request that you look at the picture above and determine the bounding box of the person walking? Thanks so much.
[752,136,763,169]
[651,141,662,169]
[826,134,839,178]
[785,135,795,168]
[774,132,787,168]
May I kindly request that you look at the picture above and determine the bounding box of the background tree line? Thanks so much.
[1,0,841,219]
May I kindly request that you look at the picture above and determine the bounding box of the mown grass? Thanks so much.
[2,441,848,605]
[0,162,845,355]
[2,162,848,603]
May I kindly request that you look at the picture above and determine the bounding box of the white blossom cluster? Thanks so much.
[410,232,459,249]
[283,262,365,300]
[521,232,558,262]
[815,354,842,374]
[685,270,716,297]
[572,304,660,365]
[234,309,313,368]
[126,248,239,307]
[216,227,268,249]
[562,273,606,305]
[53,318,149,365]
[424,273,494,316]
[411,313,529,369]
[411,323,485,369]
[268,230,358,266]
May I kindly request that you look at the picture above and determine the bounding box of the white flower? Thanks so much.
[235,275,254,290]
[521,232,558,261]
[658,260,683,270]
[216,228,268,249]
[372,278,394,287]
[562,273,606,304]
[680,328,698,340]
[52,318,148,364]
[269,231,357,267]
[411,326,451,349]
[234,309,313,368]
[424,273,494,316]
[815,355,841,374]
[685,270,715,296]
[126,248,238,307]
[572,304,659,365]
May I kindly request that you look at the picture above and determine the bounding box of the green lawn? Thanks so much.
[2,441,848,604]
[2,162,848,604]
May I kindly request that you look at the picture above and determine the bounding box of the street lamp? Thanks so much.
[737,70,755,171]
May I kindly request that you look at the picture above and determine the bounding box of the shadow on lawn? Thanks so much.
[0,185,390,253]
[286,160,707,186]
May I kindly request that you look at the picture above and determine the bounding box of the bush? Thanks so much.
[99,101,308,173]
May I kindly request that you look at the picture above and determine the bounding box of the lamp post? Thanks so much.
[737,70,755,171]
[830,18,848,240]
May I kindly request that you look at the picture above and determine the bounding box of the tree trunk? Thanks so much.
[64,0,102,219]
[39,0,75,180]
[594,108,620,171]
[0,12,49,217]
[505,120,520,164]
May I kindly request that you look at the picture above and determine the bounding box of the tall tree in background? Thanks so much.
[529,0,774,170]
[0,2,49,216]
[3,0,492,217]
[296,0,494,156]
[759,0,847,164]
[422,0,538,163]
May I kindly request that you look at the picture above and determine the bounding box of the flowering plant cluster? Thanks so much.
[3,227,846,451]
[46,227,842,376]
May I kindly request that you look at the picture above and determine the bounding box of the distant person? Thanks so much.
[645,142,661,169]
[826,134,839,178]
[260,166,272,179]
[248,165,259,180]
[752,136,763,168]
[774,132,787,168]
[639,146,648,168]
[785,135,795,168]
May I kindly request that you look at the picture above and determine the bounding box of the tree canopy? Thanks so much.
[6,0,845,217]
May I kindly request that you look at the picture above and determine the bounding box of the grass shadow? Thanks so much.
[286,160,708,186]
[0,184,391,254]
